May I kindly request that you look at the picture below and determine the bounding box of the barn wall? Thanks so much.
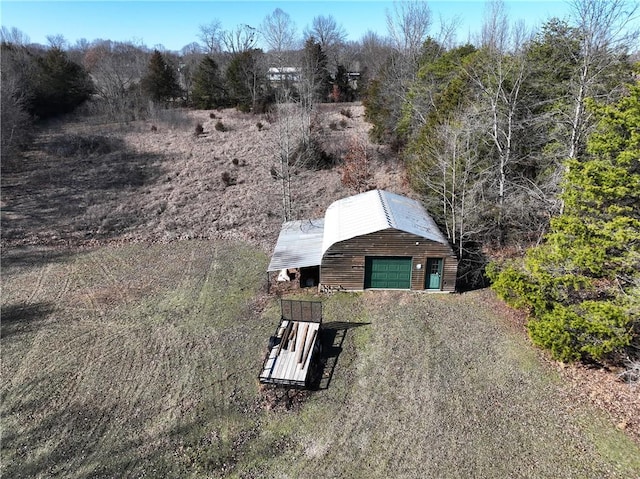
[320,229,457,291]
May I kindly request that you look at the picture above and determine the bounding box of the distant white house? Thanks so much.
[267,67,301,83]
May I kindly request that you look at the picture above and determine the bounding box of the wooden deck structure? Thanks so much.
[259,300,322,387]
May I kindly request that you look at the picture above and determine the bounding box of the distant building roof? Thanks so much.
[268,67,300,73]
[322,190,449,255]
[267,219,325,272]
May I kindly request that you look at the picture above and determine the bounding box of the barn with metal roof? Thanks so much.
[268,190,458,292]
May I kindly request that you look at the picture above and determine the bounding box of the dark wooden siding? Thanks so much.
[320,229,457,291]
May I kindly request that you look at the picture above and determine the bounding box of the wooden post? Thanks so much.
[301,329,317,368]
[297,324,309,363]
[276,321,292,357]
[289,322,298,351]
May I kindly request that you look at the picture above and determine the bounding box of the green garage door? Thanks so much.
[364,257,412,289]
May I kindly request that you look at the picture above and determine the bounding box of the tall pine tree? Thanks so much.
[31,47,94,118]
[488,78,640,363]
[191,56,227,109]
[141,50,181,104]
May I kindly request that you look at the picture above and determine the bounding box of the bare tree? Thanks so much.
[198,20,223,55]
[270,89,305,221]
[412,108,487,259]
[465,1,533,241]
[1,77,32,163]
[83,40,149,121]
[480,0,509,52]
[269,38,332,219]
[357,30,394,79]
[1,38,34,162]
[566,0,639,160]
[221,24,258,54]
[377,0,435,146]
[386,0,432,66]
[304,15,347,52]
[0,26,30,45]
[46,34,67,49]
[261,8,298,60]
[340,135,374,193]
[304,15,347,72]
[179,42,204,103]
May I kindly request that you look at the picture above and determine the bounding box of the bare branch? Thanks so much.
[198,20,223,55]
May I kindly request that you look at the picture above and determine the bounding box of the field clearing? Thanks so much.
[2,241,639,478]
[1,104,404,251]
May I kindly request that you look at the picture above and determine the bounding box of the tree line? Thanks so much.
[1,10,364,148]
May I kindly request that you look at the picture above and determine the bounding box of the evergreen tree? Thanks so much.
[191,56,227,109]
[225,50,256,111]
[301,37,331,103]
[141,49,181,104]
[331,64,355,102]
[488,78,640,363]
[30,47,94,118]
[225,49,270,112]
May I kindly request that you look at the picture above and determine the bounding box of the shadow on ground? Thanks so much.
[1,400,168,479]
[1,246,77,276]
[1,131,168,246]
[310,321,370,390]
[0,302,56,339]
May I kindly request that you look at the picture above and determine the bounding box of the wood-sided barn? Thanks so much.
[268,190,458,292]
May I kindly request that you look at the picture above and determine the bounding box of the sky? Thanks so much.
[1,1,573,52]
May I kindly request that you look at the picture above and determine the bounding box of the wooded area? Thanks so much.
[1,0,638,368]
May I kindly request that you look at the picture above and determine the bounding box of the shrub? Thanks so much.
[209,112,216,119]
[294,137,336,170]
[339,118,348,129]
[340,108,352,118]
[329,121,338,131]
[0,80,33,162]
[236,103,251,113]
[150,125,158,132]
[231,158,239,166]
[215,120,226,132]
[194,123,204,136]
[340,136,372,193]
[486,261,540,312]
[256,121,263,131]
[221,171,236,187]
[528,302,632,362]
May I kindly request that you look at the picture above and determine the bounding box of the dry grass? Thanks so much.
[1,242,271,478]
[2,102,639,477]
[1,103,404,251]
[2,244,639,478]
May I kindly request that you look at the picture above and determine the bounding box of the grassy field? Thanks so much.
[2,241,639,478]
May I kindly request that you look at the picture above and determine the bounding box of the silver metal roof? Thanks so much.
[322,190,449,254]
[268,190,451,272]
[267,219,325,272]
